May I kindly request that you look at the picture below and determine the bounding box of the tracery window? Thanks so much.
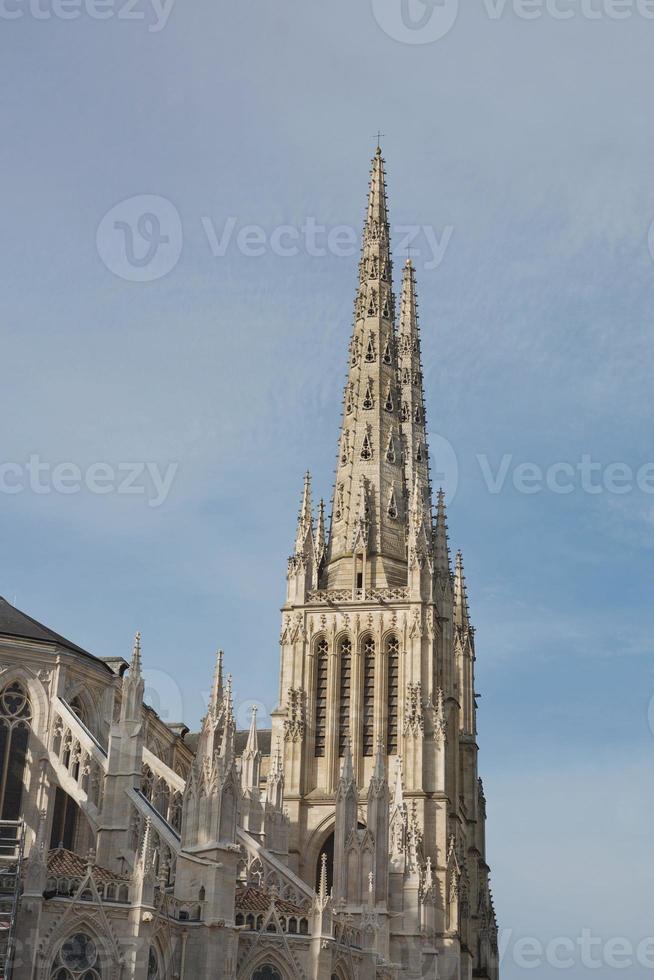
[386,637,400,754]
[338,638,352,757]
[314,639,328,758]
[0,682,32,821]
[252,967,283,980]
[360,434,373,461]
[51,933,101,980]
[362,637,375,757]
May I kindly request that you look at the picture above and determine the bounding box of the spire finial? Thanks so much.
[294,470,313,556]
[340,736,354,783]
[373,736,385,782]
[373,130,385,151]
[131,631,142,674]
[318,852,328,902]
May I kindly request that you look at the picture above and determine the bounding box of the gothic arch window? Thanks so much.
[147,947,159,980]
[386,636,400,754]
[384,385,394,412]
[338,638,352,757]
[362,381,374,410]
[365,333,376,360]
[51,932,101,980]
[0,681,32,821]
[252,967,283,980]
[382,339,392,364]
[314,639,328,758]
[362,637,375,757]
[360,433,373,461]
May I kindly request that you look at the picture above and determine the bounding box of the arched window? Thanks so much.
[0,681,32,820]
[338,638,351,757]
[314,639,328,758]
[386,636,399,754]
[51,932,101,980]
[147,947,159,980]
[252,967,283,980]
[362,637,375,757]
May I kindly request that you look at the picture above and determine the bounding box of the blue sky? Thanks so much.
[2,0,654,975]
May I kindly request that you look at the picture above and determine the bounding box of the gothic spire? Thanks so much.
[131,631,142,675]
[266,737,284,809]
[324,146,407,588]
[434,489,451,578]
[210,649,224,718]
[241,705,261,794]
[453,551,471,631]
[399,259,432,516]
[295,471,313,556]
[315,498,326,567]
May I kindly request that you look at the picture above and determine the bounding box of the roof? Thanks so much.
[235,885,308,916]
[235,728,272,757]
[0,596,110,671]
[47,848,129,884]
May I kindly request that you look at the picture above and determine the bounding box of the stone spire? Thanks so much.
[241,705,261,795]
[315,498,326,567]
[121,631,144,724]
[295,471,314,556]
[398,259,432,514]
[433,489,451,578]
[324,146,407,590]
[453,551,471,632]
[266,737,284,810]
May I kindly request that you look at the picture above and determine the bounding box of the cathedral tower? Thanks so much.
[274,146,498,979]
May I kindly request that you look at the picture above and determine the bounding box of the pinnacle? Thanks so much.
[131,631,142,674]
[244,704,259,756]
[453,550,471,629]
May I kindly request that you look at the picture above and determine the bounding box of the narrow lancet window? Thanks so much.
[314,639,328,757]
[338,638,352,756]
[386,636,399,754]
[362,637,375,756]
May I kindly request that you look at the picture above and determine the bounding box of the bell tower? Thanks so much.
[272,146,499,980]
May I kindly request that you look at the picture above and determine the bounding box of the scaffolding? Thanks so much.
[0,821,25,980]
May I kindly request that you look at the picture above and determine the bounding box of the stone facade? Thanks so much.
[0,146,499,980]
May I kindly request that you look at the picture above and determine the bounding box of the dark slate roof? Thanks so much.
[235,728,272,757]
[0,596,110,671]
